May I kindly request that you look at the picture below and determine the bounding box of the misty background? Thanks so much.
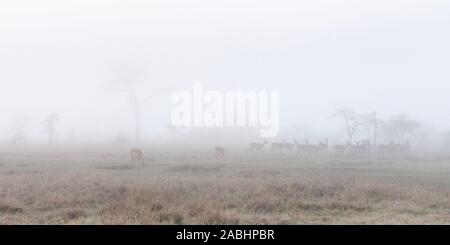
[0,0,449,149]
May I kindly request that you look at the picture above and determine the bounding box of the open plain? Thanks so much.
[1,148,450,225]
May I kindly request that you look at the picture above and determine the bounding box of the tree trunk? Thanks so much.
[347,126,353,145]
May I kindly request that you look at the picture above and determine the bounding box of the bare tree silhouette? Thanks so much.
[10,114,30,144]
[104,66,171,145]
[43,113,60,146]
[381,114,420,144]
[360,111,381,147]
[332,109,362,145]
[105,68,149,144]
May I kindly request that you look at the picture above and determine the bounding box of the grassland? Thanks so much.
[1,149,450,224]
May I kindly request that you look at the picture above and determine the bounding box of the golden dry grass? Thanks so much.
[1,150,450,224]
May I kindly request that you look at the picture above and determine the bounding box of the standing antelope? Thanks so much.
[348,140,372,156]
[248,140,268,151]
[271,139,294,153]
[378,141,410,156]
[271,142,283,152]
[296,140,309,154]
[130,148,145,167]
[296,139,328,155]
[282,140,296,152]
[215,147,225,158]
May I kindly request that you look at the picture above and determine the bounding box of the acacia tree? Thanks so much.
[332,109,362,145]
[43,113,60,146]
[10,115,30,144]
[106,69,150,145]
[360,111,381,147]
[105,67,170,144]
[128,85,143,144]
[381,114,420,144]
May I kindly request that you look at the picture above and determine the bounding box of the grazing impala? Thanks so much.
[272,139,296,153]
[296,140,325,155]
[271,142,283,152]
[296,140,309,154]
[215,147,225,158]
[282,140,296,152]
[349,140,372,156]
[130,148,145,167]
[378,141,410,156]
[248,140,268,151]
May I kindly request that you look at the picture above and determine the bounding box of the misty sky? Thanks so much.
[0,0,449,142]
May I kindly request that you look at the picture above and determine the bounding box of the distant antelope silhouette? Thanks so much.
[378,141,410,156]
[296,140,309,154]
[271,141,284,152]
[295,140,320,155]
[215,147,225,158]
[349,140,372,156]
[130,148,145,167]
[334,142,350,155]
[248,139,268,151]
[282,140,296,152]
[271,139,297,153]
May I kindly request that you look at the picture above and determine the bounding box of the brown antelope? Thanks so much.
[271,142,284,152]
[248,139,268,151]
[215,147,225,158]
[282,140,296,152]
[296,139,325,155]
[378,141,410,156]
[349,140,372,156]
[130,148,145,167]
[271,139,295,153]
[296,140,309,154]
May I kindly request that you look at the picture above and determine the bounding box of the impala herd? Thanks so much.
[212,138,411,158]
[128,139,411,166]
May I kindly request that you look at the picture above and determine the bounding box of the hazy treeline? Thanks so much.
[2,107,450,154]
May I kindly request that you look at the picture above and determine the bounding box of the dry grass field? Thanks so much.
[1,149,450,224]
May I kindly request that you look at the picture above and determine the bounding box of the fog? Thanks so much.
[1,0,449,149]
